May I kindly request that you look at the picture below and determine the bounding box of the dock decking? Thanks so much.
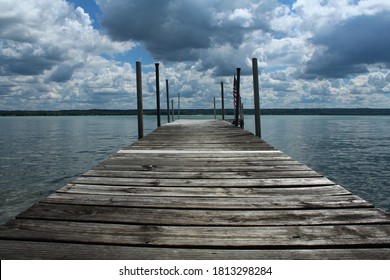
[1,119,390,259]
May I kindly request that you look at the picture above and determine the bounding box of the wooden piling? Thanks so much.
[252,58,261,138]
[166,79,170,123]
[234,68,241,127]
[1,119,390,259]
[155,63,161,127]
[221,81,225,120]
[136,61,143,139]
[240,101,244,129]
[178,92,181,120]
[171,99,174,122]
[213,97,216,119]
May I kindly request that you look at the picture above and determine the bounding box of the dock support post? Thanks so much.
[214,97,216,119]
[171,99,174,122]
[252,58,261,138]
[240,101,244,128]
[136,61,143,139]
[221,81,225,120]
[178,92,181,120]
[155,63,161,127]
[166,79,170,123]
[234,68,241,127]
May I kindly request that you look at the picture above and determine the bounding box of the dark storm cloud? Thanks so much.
[98,0,212,59]
[304,12,390,79]
[0,11,65,77]
[0,17,37,44]
[0,41,64,76]
[1,57,58,76]
[97,0,271,67]
[48,63,79,83]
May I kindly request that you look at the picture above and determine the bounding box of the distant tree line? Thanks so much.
[1,108,390,116]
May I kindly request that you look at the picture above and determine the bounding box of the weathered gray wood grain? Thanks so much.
[15,203,390,226]
[58,184,352,197]
[2,240,390,259]
[1,119,389,260]
[1,220,390,248]
[72,176,336,187]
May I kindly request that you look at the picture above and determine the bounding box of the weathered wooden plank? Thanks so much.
[59,184,352,197]
[1,220,390,248]
[82,170,322,179]
[128,146,274,151]
[1,119,389,260]
[127,135,271,141]
[108,151,297,158]
[126,143,272,148]
[137,135,264,141]
[116,150,282,156]
[100,158,302,167]
[43,192,372,209]
[133,140,265,145]
[72,177,335,187]
[2,240,390,260]
[16,203,390,226]
[95,164,313,172]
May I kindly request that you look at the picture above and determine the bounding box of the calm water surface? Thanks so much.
[0,115,389,224]
[246,115,390,214]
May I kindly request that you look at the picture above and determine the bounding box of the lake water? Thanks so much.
[0,115,389,224]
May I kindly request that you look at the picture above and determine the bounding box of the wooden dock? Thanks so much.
[1,119,390,259]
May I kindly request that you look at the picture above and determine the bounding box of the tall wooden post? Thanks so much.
[240,101,244,129]
[171,99,174,122]
[155,63,161,127]
[166,79,170,123]
[178,92,181,119]
[234,68,241,127]
[252,58,261,138]
[221,81,225,120]
[213,97,216,119]
[136,61,143,139]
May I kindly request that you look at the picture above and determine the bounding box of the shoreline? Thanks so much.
[1,108,390,116]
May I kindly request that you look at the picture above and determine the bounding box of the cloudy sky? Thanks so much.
[1,0,390,110]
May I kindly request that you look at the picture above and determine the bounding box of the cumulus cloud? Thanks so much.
[0,0,133,77]
[0,0,135,109]
[48,63,79,83]
[290,0,390,79]
[96,0,278,75]
[2,0,390,110]
[304,12,390,78]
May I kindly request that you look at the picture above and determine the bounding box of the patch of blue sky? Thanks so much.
[99,48,156,73]
[273,33,286,39]
[126,44,155,65]
[67,0,102,29]
[278,0,296,8]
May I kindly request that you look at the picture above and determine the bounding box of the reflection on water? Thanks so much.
[0,115,389,224]
[0,116,142,224]
[245,115,390,213]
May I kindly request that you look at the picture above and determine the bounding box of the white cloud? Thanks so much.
[1,0,390,110]
[0,0,135,109]
[228,8,254,27]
